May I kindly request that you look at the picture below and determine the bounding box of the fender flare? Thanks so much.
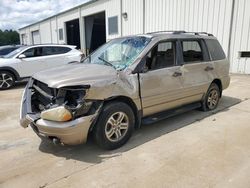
[0,66,20,80]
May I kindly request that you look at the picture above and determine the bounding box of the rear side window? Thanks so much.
[205,39,226,60]
[54,47,71,54]
[42,47,71,56]
[181,40,203,63]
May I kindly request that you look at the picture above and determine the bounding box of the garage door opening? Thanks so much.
[32,30,40,45]
[66,19,80,49]
[84,12,106,54]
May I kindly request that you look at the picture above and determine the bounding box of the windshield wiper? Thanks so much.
[98,57,116,69]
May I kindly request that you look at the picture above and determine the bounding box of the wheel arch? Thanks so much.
[103,96,142,129]
[211,79,222,97]
[0,66,20,80]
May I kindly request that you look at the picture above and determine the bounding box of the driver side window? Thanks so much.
[22,47,43,58]
[145,41,176,71]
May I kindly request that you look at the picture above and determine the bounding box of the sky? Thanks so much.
[0,0,90,31]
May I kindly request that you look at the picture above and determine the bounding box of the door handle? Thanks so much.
[204,66,214,71]
[172,72,182,77]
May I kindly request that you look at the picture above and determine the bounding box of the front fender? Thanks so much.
[0,66,20,80]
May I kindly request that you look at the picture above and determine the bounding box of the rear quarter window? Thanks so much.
[42,47,71,56]
[54,47,71,54]
[205,39,226,61]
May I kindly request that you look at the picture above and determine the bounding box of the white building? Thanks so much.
[19,0,250,74]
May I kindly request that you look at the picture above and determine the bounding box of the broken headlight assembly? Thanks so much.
[40,85,94,122]
[41,106,73,122]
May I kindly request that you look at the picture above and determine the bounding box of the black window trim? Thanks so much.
[136,39,179,73]
[205,39,226,61]
[21,46,71,58]
[42,46,71,56]
[178,38,210,65]
[21,47,39,59]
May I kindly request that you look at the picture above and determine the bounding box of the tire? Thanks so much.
[201,83,220,111]
[0,71,15,90]
[94,102,135,150]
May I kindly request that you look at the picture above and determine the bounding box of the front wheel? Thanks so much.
[94,102,135,150]
[201,83,220,111]
[0,71,15,90]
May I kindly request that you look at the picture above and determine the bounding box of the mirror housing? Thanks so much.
[18,54,26,59]
[132,58,148,74]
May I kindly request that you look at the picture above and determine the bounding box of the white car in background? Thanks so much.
[0,44,83,89]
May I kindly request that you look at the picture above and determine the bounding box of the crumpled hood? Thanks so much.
[33,63,118,88]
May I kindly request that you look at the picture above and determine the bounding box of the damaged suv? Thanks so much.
[20,31,230,150]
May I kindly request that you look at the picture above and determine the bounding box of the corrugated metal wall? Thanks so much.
[144,0,233,56]
[121,0,250,74]
[19,0,250,74]
[229,0,250,74]
[121,0,144,35]
[80,0,122,41]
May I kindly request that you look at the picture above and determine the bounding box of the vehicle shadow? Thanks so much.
[13,81,27,89]
[38,95,242,164]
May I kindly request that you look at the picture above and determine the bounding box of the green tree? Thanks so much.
[0,29,20,46]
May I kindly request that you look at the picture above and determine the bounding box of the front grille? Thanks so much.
[35,80,52,94]
[31,80,56,112]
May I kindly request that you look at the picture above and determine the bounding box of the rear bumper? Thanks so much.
[221,75,230,90]
[20,80,98,145]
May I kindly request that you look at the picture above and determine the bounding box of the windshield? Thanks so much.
[82,36,151,70]
[3,46,27,58]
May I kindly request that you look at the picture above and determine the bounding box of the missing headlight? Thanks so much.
[65,90,86,107]
[57,85,93,118]
[58,85,90,107]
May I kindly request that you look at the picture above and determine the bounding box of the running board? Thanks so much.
[142,102,201,125]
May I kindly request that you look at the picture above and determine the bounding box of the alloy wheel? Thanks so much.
[0,73,14,89]
[105,112,129,142]
[207,89,219,109]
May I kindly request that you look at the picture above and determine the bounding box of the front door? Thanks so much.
[139,40,184,117]
[18,47,47,77]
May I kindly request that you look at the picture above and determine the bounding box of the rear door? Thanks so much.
[42,46,71,68]
[139,40,184,117]
[177,39,215,103]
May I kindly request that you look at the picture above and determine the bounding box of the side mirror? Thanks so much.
[18,54,26,59]
[132,58,148,74]
[142,65,149,73]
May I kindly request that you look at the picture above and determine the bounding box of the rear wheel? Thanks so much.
[201,83,220,111]
[0,71,15,90]
[94,102,135,150]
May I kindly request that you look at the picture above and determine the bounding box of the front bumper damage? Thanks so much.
[20,79,100,145]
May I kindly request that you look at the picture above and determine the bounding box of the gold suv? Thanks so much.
[20,31,230,150]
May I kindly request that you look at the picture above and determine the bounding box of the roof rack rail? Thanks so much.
[147,30,213,36]
[147,30,185,34]
[181,31,214,36]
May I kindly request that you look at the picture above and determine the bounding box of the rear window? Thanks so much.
[0,47,17,55]
[205,39,226,61]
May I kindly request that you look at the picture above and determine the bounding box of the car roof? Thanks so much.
[0,45,23,49]
[116,31,217,40]
[23,44,76,49]
[149,31,216,40]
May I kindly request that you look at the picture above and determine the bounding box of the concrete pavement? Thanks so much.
[0,74,250,188]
